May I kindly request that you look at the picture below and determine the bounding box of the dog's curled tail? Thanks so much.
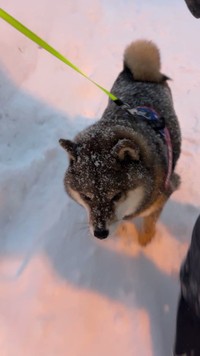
[124,39,163,83]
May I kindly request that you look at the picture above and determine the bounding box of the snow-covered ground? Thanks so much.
[0,0,200,355]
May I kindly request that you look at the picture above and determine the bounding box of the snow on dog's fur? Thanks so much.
[60,39,181,245]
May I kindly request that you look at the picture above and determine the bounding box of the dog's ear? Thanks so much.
[112,139,140,161]
[59,139,77,161]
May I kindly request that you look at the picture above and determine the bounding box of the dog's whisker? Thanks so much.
[76,225,88,233]
[76,222,88,227]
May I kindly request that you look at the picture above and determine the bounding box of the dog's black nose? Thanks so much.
[94,228,109,239]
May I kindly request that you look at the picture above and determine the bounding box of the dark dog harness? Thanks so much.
[114,99,173,190]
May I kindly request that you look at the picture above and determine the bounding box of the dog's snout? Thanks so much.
[94,228,109,239]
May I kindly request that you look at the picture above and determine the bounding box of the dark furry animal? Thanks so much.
[60,39,181,245]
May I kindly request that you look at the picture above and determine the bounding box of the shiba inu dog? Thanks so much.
[59,39,181,245]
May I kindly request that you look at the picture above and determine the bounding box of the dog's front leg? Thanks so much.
[138,173,181,245]
[138,210,161,246]
[138,193,168,246]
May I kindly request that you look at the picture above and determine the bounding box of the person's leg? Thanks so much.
[184,0,200,18]
[180,215,200,317]
[174,294,200,355]
[174,215,200,355]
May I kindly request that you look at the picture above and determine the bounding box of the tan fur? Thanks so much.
[138,194,168,245]
[124,39,162,82]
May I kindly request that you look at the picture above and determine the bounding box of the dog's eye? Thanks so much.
[82,194,92,202]
[111,192,122,202]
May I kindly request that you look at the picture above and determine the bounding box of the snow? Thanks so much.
[0,0,200,355]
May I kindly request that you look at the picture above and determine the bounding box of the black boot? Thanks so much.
[184,0,200,18]
[174,294,200,355]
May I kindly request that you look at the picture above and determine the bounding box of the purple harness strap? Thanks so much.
[135,106,173,190]
[163,126,173,189]
[114,100,173,190]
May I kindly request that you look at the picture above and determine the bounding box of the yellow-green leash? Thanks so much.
[0,8,139,114]
[0,8,119,102]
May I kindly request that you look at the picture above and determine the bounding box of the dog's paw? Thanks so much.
[138,229,155,246]
[117,222,137,245]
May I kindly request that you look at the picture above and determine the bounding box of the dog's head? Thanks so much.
[59,123,153,239]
